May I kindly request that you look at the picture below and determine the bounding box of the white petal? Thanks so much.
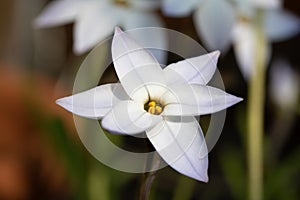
[161,84,243,116]
[194,0,235,51]
[164,51,220,85]
[74,3,122,54]
[112,27,166,102]
[102,100,162,135]
[250,0,281,9]
[34,0,81,28]
[232,21,271,79]
[129,0,161,11]
[146,116,208,182]
[264,9,300,42]
[162,0,200,17]
[56,83,129,119]
[122,11,167,64]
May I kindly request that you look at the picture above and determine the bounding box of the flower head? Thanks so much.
[34,0,164,56]
[56,27,242,182]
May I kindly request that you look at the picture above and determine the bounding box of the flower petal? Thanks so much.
[146,116,208,182]
[102,100,162,135]
[162,0,200,17]
[264,9,300,42]
[56,83,128,119]
[112,27,166,102]
[34,0,81,28]
[164,51,220,85]
[129,0,161,11]
[161,84,243,116]
[232,21,271,79]
[74,3,122,54]
[194,0,235,51]
[122,11,167,64]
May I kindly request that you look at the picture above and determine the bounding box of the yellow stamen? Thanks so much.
[146,101,163,115]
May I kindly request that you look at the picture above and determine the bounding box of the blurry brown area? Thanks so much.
[0,64,75,200]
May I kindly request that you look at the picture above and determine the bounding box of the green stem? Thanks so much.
[247,11,266,200]
[138,152,161,200]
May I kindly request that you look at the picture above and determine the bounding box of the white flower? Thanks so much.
[34,0,164,56]
[162,0,300,79]
[56,27,242,182]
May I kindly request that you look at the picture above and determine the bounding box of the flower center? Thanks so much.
[144,101,163,115]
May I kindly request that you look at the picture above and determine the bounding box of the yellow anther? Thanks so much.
[155,106,162,114]
[145,100,163,115]
[148,101,156,107]
[148,106,156,115]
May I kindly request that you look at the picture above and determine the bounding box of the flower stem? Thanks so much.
[247,11,266,200]
[138,149,161,200]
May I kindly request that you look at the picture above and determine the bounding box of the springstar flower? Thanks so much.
[56,27,242,182]
[162,0,300,79]
[34,0,165,56]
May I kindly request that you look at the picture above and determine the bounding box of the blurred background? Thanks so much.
[0,0,299,199]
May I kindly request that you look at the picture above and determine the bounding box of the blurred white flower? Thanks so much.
[162,0,300,79]
[270,60,299,110]
[56,27,242,182]
[34,0,165,56]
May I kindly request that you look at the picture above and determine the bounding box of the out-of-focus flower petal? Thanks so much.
[264,9,300,42]
[270,60,299,109]
[112,27,165,102]
[162,0,200,17]
[74,3,122,54]
[122,11,167,64]
[164,51,220,85]
[232,21,271,79]
[251,0,282,9]
[129,0,161,11]
[146,116,208,182]
[34,0,82,28]
[161,84,243,116]
[194,0,235,51]
[56,83,129,119]
[102,100,162,134]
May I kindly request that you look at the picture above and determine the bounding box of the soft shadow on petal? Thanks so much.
[101,100,162,135]
[56,83,128,119]
[34,0,81,28]
[146,116,208,182]
[112,27,165,101]
[74,4,121,54]
[264,9,300,42]
[164,51,220,85]
[161,84,243,116]
[194,0,235,51]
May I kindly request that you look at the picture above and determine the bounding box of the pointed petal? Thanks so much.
[122,11,167,64]
[56,83,128,119]
[194,0,235,51]
[162,0,200,17]
[102,100,162,135]
[251,0,281,9]
[112,27,166,103]
[164,51,220,85]
[146,116,208,182]
[264,9,300,42]
[232,21,271,79]
[34,0,81,28]
[74,3,122,54]
[161,84,243,116]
